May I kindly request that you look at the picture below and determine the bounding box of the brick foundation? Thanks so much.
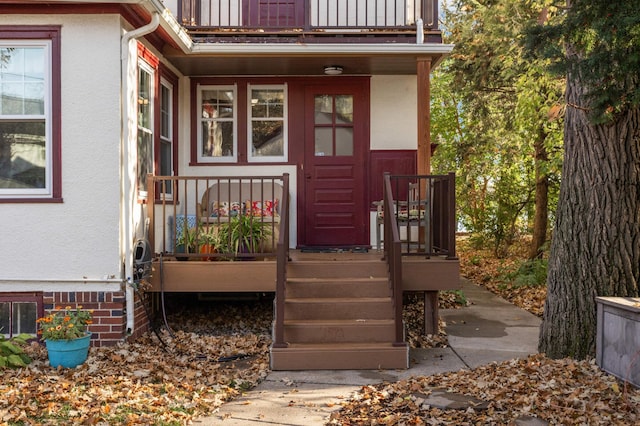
[42,290,151,347]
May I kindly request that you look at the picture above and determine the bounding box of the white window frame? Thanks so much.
[159,77,174,200]
[247,84,288,163]
[197,84,237,163]
[0,40,52,198]
[137,60,155,198]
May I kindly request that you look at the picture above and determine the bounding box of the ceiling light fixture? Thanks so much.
[324,65,343,75]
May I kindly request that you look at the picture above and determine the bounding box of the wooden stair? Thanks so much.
[270,259,408,370]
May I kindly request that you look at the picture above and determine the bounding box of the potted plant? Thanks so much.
[198,228,220,261]
[217,215,272,259]
[175,221,198,260]
[37,306,93,368]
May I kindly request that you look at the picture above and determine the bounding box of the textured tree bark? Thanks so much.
[528,126,549,259]
[539,72,640,359]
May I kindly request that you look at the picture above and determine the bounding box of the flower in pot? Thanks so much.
[37,306,93,368]
[198,228,219,261]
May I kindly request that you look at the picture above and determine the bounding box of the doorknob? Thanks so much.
[305,174,312,180]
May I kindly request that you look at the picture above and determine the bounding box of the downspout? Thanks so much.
[121,12,160,335]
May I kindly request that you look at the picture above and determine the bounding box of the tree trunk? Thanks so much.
[528,126,549,259]
[539,72,640,359]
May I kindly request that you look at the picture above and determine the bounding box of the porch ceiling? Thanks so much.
[162,43,454,76]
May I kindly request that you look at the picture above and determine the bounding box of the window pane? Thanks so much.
[315,127,333,156]
[314,95,333,124]
[335,95,353,123]
[201,121,234,157]
[251,89,284,118]
[0,47,45,115]
[12,302,36,335]
[202,89,234,118]
[137,129,152,191]
[336,127,353,156]
[0,120,46,189]
[0,302,9,336]
[138,69,151,130]
[160,84,170,139]
[252,120,283,156]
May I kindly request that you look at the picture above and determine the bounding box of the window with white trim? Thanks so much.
[137,61,154,195]
[197,85,236,162]
[248,84,287,162]
[0,41,53,198]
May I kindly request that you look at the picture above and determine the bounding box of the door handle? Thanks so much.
[305,174,312,180]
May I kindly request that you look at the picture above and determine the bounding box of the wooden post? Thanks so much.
[417,58,439,332]
[417,57,432,176]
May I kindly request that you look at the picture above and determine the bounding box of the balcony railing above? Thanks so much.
[178,0,438,32]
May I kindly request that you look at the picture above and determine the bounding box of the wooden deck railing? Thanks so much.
[147,174,289,261]
[382,172,457,258]
[178,0,438,31]
[273,173,290,348]
[383,173,405,346]
[382,172,457,344]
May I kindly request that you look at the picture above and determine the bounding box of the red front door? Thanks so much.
[244,0,305,27]
[302,83,369,247]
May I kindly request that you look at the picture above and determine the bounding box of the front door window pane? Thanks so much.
[335,127,353,156]
[315,128,332,156]
[335,95,353,123]
[314,95,333,124]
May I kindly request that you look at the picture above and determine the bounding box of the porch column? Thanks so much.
[417,57,438,335]
[417,57,432,175]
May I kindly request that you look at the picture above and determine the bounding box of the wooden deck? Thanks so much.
[148,249,459,293]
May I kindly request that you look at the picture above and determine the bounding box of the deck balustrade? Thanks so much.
[178,0,438,31]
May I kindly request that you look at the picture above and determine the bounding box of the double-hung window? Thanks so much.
[197,85,237,163]
[248,84,287,162]
[0,27,60,201]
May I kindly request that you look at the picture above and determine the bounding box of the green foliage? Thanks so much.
[499,258,548,289]
[0,333,33,369]
[526,0,640,123]
[432,0,564,253]
[217,215,272,256]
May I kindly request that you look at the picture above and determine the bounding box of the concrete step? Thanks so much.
[270,342,409,370]
[284,297,394,320]
[287,260,387,278]
[286,277,390,298]
[283,319,396,343]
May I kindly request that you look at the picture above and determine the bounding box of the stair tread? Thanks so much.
[286,297,392,303]
[287,277,387,282]
[281,342,406,349]
[284,319,394,325]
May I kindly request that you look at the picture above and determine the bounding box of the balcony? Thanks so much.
[177,0,439,39]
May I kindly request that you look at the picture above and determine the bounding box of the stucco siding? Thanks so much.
[0,14,123,283]
[370,75,417,150]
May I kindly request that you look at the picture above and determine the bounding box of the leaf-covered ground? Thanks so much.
[328,237,640,424]
[458,236,547,316]
[328,354,640,425]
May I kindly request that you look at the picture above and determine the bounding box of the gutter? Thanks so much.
[120,11,160,335]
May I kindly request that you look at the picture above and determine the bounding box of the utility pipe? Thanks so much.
[120,12,160,335]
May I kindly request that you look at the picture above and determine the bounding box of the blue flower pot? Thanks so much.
[45,332,91,368]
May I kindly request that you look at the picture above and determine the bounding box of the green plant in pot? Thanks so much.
[217,215,271,259]
[175,219,198,260]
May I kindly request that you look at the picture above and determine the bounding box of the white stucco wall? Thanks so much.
[370,75,417,150]
[0,14,123,286]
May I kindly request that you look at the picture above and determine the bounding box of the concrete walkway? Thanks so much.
[195,279,541,425]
